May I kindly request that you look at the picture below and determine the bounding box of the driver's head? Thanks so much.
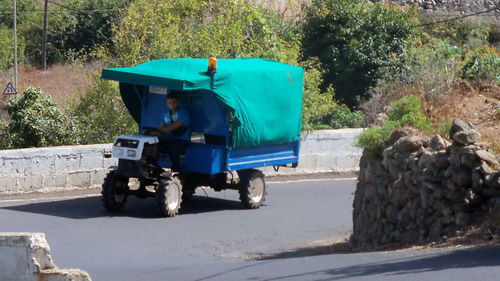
[166,91,180,112]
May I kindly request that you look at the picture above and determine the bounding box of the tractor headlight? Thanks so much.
[115,148,124,157]
[127,149,136,158]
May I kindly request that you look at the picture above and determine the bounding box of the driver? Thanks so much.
[154,91,190,171]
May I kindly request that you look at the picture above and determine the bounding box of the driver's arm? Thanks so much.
[158,120,183,133]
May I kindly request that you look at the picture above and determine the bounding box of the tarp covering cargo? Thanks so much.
[101,58,303,148]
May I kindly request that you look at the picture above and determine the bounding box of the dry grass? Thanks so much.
[0,61,102,108]
[422,81,500,152]
[361,80,500,152]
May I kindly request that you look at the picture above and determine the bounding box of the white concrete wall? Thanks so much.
[0,129,363,195]
[0,145,115,195]
[0,232,91,281]
[262,129,363,176]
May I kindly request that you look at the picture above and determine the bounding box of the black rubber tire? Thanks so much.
[238,169,266,209]
[102,170,129,211]
[156,177,183,217]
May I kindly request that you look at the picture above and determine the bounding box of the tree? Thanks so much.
[302,0,417,107]
[107,0,300,66]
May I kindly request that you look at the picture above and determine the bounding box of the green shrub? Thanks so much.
[68,76,138,144]
[301,57,336,130]
[301,0,417,107]
[418,16,490,50]
[4,87,77,148]
[356,95,437,155]
[459,45,500,83]
[326,105,365,129]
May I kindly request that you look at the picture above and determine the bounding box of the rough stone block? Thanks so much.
[67,172,91,187]
[80,155,104,170]
[43,175,68,189]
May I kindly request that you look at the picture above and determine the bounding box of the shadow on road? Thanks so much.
[263,245,500,281]
[1,195,244,219]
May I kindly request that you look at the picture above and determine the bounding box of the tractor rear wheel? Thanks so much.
[238,169,266,209]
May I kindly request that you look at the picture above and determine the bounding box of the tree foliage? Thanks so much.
[0,25,24,70]
[302,0,417,107]
[107,0,300,66]
[19,0,132,65]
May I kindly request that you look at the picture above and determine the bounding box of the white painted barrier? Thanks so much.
[0,129,363,195]
[0,232,91,281]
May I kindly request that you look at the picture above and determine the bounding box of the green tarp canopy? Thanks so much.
[102,58,304,148]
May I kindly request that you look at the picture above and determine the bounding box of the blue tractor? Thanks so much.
[101,58,303,217]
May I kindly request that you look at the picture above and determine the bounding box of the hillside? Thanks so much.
[0,62,101,107]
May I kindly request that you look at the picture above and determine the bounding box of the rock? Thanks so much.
[429,134,449,151]
[418,150,435,168]
[461,153,479,169]
[442,215,455,225]
[394,135,427,152]
[475,161,495,175]
[475,150,500,169]
[435,154,450,169]
[452,202,465,213]
[455,212,472,226]
[448,154,461,167]
[471,172,483,190]
[450,118,472,136]
[428,218,443,240]
[433,188,443,200]
[451,129,481,145]
[482,187,500,197]
[446,179,457,190]
[442,206,453,217]
[452,167,472,186]
[389,128,409,144]
[488,196,500,212]
[448,144,477,156]
[445,190,464,202]
[464,188,482,208]
[484,172,500,188]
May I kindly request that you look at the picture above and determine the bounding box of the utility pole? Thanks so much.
[42,0,48,70]
[13,0,18,94]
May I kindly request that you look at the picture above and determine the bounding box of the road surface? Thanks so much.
[1,178,499,280]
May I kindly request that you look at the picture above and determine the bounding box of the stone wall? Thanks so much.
[351,119,500,249]
[0,129,363,195]
[0,144,115,195]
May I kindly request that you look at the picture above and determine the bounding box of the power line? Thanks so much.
[0,9,119,14]
[416,5,500,27]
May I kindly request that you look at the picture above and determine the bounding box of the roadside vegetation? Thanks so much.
[0,0,498,149]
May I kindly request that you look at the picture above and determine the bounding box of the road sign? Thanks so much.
[3,82,17,95]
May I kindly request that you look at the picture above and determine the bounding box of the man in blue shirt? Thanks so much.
[154,91,190,171]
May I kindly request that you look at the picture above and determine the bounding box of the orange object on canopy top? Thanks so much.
[208,57,217,72]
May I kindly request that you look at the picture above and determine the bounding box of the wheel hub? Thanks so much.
[250,177,265,203]
[166,185,180,210]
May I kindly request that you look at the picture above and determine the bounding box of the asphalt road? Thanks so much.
[1,178,499,281]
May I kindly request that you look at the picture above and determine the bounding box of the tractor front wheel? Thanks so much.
[156,177,183,217]
[102,171,129,211]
